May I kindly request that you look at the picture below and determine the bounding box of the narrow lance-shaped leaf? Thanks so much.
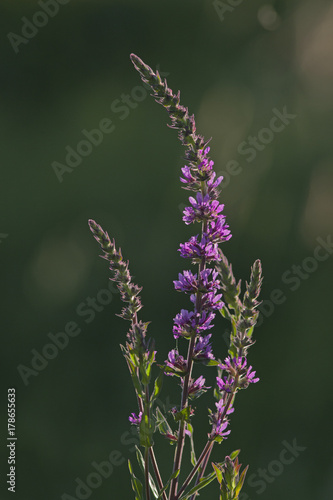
[157,470,180,500]
[128,459,143,500]
[135,446,159,499]
[178,471,217,500]
[150,369,164,404]
[235,464,249,497]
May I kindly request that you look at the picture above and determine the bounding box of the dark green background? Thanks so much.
[1,0,333,499]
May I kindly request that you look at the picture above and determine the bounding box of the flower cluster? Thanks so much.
[218,356,259,390]
[88,55,263,500]
[209,399,234,440]
[168,145,231,379]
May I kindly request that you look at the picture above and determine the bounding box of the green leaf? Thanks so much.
[151,370,164,403]
[155,406,173,437]
[235,465,249,497]
[135,447,159,498]
[179,471,216,499]
[205,359,221,367]
[139,413,154,447]
[229,449,241,461]
[130,369,143,398]
[128,459,143,500]
[187,423,197,467]
[157,470,180,500]
[212,462,223,485]
[173,407,191,423]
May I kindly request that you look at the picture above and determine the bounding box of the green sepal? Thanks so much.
[178,470,216,499]
[213,434,224,444]
[139,413,154,448]
[135,446,159,498]
[128,459,143,500]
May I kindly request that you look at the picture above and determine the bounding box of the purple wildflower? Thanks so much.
[182,375,210,400]
[198,147,215,176]
[182,193,225,225]
[220,356,259,389]
[178,235,221,262]
[193,334,215,361]
[205,218,232,244]
[173,270,198,293]
[174,268,221,294]
[129,412,142,425]
[180,165,196,185]
[216,376,234,393]
[209,399,234,439]
[165,349,187,376]
[173,309,215,339]
[190,290,224,311]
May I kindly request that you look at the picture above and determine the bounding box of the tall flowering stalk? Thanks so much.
[88,55,263,500]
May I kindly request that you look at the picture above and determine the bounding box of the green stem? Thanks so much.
[169,334,196,500]
[177,440,214,499]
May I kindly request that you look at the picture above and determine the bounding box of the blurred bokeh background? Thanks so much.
[1,0,333,498]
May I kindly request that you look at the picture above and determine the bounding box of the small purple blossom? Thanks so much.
[209,400,234,439]
[182,375,210,400]
[165,349,187,376]
[180,165,196,185]
[216,376,234,393]
[206,171,223,193]
[174,268,221,294]
[173,309,215,338]
[129,412,142,425]
[190,290,224,311]
[182,193,225,225]
[179,235,221,262]
[173,270,198,293]
[215,420,231,438]
[193,334,215,361]
[205,218,232,244]
[215,399,235,415]
[220,356,259,388]
[198,147,215,176]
